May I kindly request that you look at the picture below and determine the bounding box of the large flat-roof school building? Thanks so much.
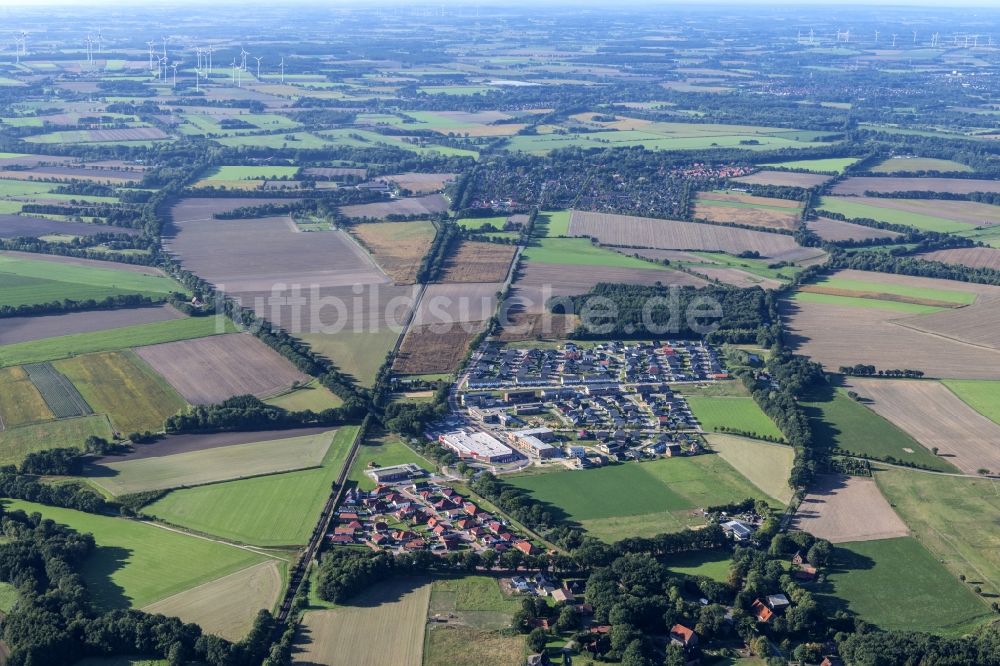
[439,430,518,463]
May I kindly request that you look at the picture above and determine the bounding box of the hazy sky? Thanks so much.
[3,0,1000,6]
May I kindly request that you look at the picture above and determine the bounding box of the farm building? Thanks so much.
[439,430,517,463]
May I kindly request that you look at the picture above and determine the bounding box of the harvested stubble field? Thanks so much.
[783,270,1000,378]
[0,214,139,238]
[97,426,338,462]
[0,305,182,347]
[90,429,335,495]
[412,282,502,326]
[567,210,809,260]
[393,323,484,375]
[0,414,112,466]
[0,165,143,184]
[350,220,436,284]
[143,560,284,642]
[26,127,169,144]
[135,333,308,405]
[496,311,579,342]
[294,578,431,666]
[378,172,456,193]
[693,191,803,231]
[509,260,705,314]
[705,434,795,504]
[169,197,300,224]
[686,265,784,289]
[845,378,1000,475]
[23,362,92,418]
[0,366,53,430]
[807,217,901,242]
[791,474,909,543]
[339,193,449,219]
[831,176,1000,196]
[439,241,516,283]
[731,170,831,187]
[302,167,367,179]
[919,247,1000,270]
[895,294,1000,351]
[822,196,1000,229]
[784,298,1000,379]
[52,351,186,435]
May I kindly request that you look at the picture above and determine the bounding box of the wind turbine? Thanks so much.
[279,56,285,83]
[171,61,179,88]
[254,56,262,80]
[874,30,879,44]
[96,29,103,54]
[231,58,237,84]
[240,47,248,71]
[147,40,156,70]
[162,36,167,60]
[913,30,917,45]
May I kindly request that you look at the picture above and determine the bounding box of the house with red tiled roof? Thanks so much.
[514,540,537,555]
[751,599,773,623]
[669,624,699,649]
[464,502,481,516]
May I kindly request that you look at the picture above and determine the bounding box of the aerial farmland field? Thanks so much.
[509,456,771,542]
[89,428,337,495]
[567,210,810,259]
[0,414,113,466]
[144,426,359,546]
[1,499,270,609]
[133,333,309,405]
[0,316,234,367]
[818,536,990,635]
[0,252,179,308]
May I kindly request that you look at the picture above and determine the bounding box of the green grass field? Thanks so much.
[457,216,509,231]
[0,316,234,367]
[534,210,572,237]
[264,379,343,411]
[870,157,972,173]
[705,434,794,503]
[791,291,946,315]
[0,414,113,466]
[347,433,435,491]
[195,165,300,187]
[941,380,1000,426]
[0,254,180,308]
[0,581,18,612]
[144,426,360,546]
[875,467,1000,597]
[1,499,268,609]
[817,536,990,635]
[53,351,187,435]
[685,396,784,440]
[677,251,801,282]
[801,384,954,472]
[761,157,860,173]
[521,237,665,268]
[816,197,973,233]
[509,455,770,542]
[663,549,733,582]
[300,328,400,387]
[806,274,975,305]
[92,429,338,495]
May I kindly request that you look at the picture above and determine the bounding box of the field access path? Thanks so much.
[275,416,369,623]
